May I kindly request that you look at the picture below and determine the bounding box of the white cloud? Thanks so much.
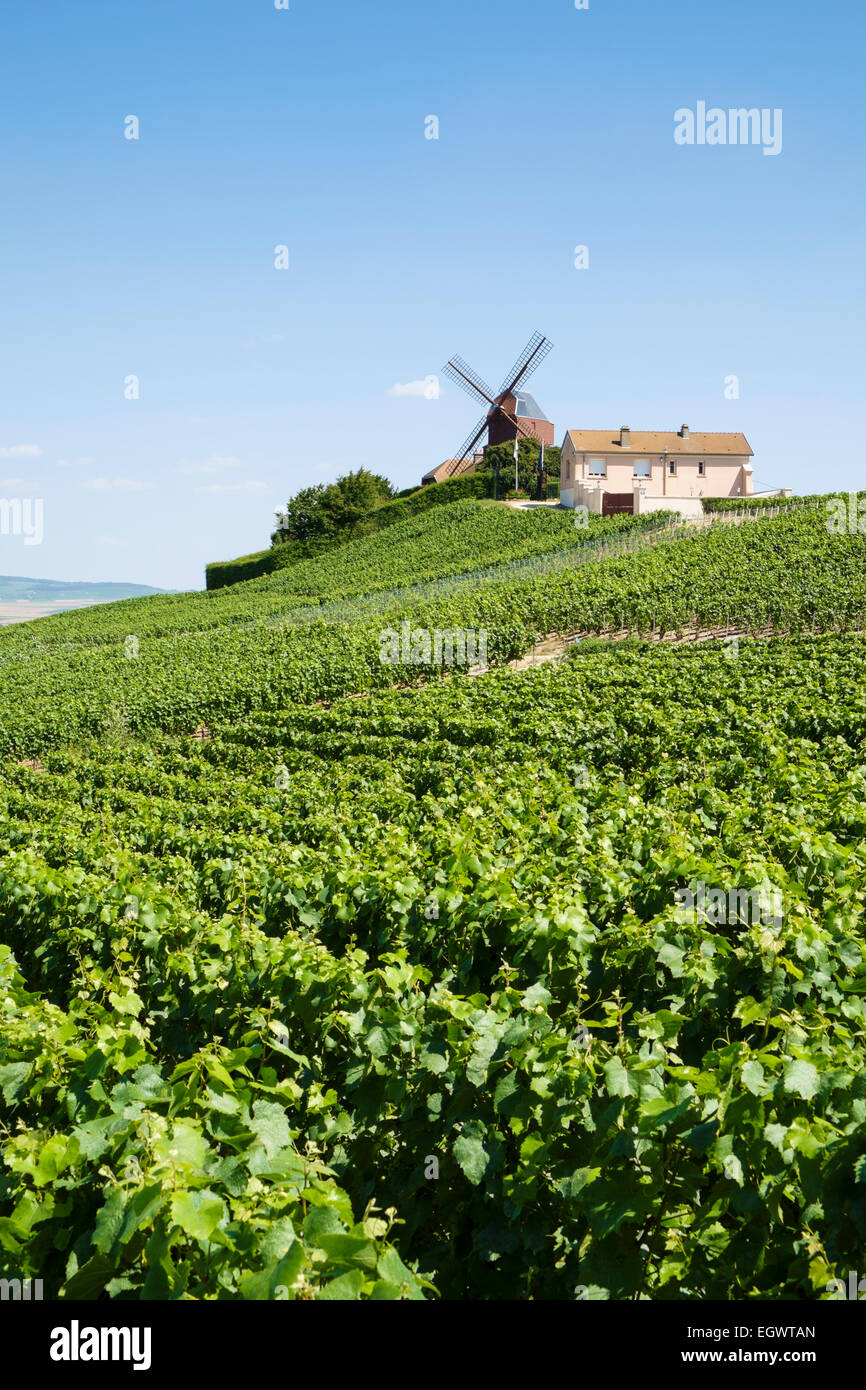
[0,444,42,459]
[196,481,269,495]
[56,456,95,468]
[0,477,28,489]
[387,376,440,400]
[83,476,149,491]
[178,455,246,475]
[99,536,121,546]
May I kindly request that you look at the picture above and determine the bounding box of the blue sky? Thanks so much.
[0,0,863,589]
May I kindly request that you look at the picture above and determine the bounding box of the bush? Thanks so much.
[478,439,561,498]
[273,469,396,548]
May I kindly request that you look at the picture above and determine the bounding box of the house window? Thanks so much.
[668,460,677,476]
[633,458,650,478]
[588,457,606,477]
[697,461,705,477]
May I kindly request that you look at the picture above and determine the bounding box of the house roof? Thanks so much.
[421,457,477,485]
[565,429,753,457]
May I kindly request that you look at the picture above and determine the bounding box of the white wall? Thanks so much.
[635,493,704,518]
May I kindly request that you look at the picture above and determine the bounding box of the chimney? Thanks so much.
[680,424,690,439]
[620,426,631,447]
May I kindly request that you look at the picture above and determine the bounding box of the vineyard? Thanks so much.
[1,496,865,1300]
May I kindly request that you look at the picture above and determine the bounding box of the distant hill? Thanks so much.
[0,574,168,626]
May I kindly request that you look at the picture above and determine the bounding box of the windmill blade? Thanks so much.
[451,413,490,467]
[497,331,553,397]
[458,403,538,462]
[496,408,544,443]
[439,406,543,482]
[514,417,544,443]
[442,355,497,407]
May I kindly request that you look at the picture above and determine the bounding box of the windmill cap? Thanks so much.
[513,390,550,421]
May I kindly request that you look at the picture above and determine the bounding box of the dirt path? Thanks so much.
[509,622,784,670]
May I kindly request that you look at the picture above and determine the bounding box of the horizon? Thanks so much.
[1,0,863,590]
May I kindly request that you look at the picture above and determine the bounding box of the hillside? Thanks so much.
[1,495,865,1301]
[0,575,167,628]
[205,473,493,589]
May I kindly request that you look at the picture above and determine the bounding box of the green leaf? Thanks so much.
[316,1269,366,1300]
[249,1099,291,1158]
[453,1131,490,1186]
[522,983,552,1010]
[0,1062,33,1105]
[117,1183,165,1246]
[92,1188,126,1255]
[419,1042,448,1075]
[589,1191,652,1238]
[741,1060,767,1096]
[783,1058,820,1100]
[271,1241,305,1297]
[722,1153,744,1185]
[657,943,685,977]
[604,1057,634,1098]
[493,1069,520,1110]
[72,1118,115,1161]
[369,1279,402,1300]
[551,1166,601,1200]
[170,1190,225,1243]
[317,1233,378,1270]
[764,1122,788,1151]
[155,1121,208,1172]
[63,1253,116,1300]
[303,1206,345,1243]
[377,1246,423,1298]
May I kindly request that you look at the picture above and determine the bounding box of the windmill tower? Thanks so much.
[428,332,554,483]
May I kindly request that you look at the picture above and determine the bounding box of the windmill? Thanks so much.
[440,331,554,483]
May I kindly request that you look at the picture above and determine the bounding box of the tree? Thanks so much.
[476,439,561,499]
[272,469,396,548]
[273,484,328,544]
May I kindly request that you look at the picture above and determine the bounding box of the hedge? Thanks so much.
[703,494,822,513]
